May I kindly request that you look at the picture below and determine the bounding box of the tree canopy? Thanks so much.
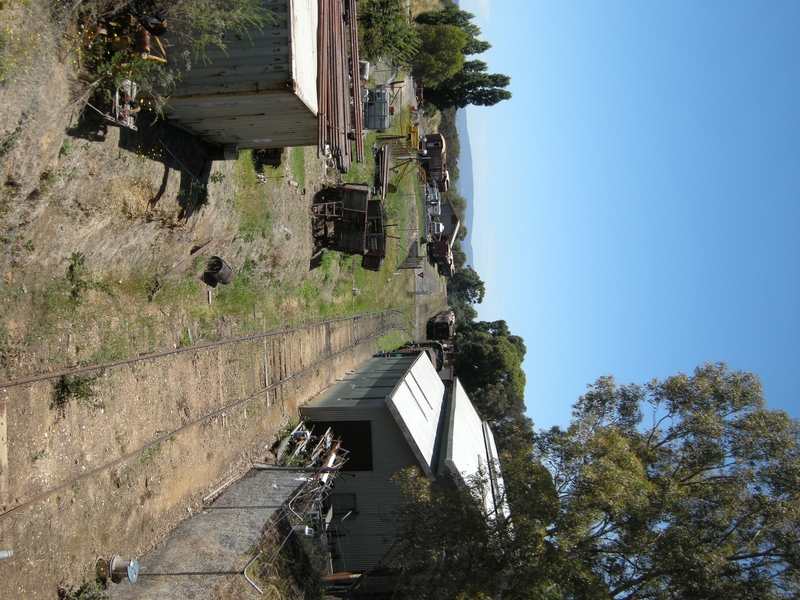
[531,363,800,599]
[447,265,485,305]
[425,59,512,109]
[454,319,527,402]
[411,24,467,87]
[357,0,419,63]
[415,8,491,56]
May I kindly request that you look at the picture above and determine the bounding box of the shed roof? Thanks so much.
[443,378,508,520]
[384,353,446,477]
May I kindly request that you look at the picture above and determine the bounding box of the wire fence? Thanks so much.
[110,465,343,600]
[208,472,337,599]
[50,0,84,24]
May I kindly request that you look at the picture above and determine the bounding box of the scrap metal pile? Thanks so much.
[318,0,365,172]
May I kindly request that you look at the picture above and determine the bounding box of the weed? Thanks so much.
[67,166,78,181]
[140,443,162,465]
[59,140,72,157]
[51,373,102,420]
[209,171,225,184]
[298,280,320,304]
[287,147,306,191]
[115,431,127,454]
[240,257,258,278]
[0,109,33,157]
[23,239,34,251]
[66,252,115,305]
[31,449,49,463]
[58,577,110,600]
[233,151,272,240]
[319,250,336,282]
[72,483,82,495]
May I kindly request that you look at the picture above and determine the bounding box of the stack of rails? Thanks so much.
[347,0,364,163]
[318,0,364,172]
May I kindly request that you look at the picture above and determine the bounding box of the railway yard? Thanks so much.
[0,2,451,596]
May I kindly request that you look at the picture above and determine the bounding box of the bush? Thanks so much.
[358,0,419,64]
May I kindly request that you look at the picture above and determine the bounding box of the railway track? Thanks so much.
[0,309,409,597]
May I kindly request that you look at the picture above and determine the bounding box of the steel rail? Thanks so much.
[0,318,402,523]
[0,307,414,389]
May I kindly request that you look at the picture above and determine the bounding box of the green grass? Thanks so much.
[343,131,378,184]
[287,147,306,190]
[140,443,162,465]
[233,150,273,240]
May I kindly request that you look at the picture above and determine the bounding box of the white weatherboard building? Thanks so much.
[300,353,507,575]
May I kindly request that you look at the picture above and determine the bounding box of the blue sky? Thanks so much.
[461,0,800,430]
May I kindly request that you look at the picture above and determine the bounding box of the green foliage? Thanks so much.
[58,577,111,600]
[0,28,9,84]
[415,7,490,55]
[443,189,466,217]
[164,0,277,62]
[51,373,102,420]
[451,240,467,269]
[374,467,509,600]
[140,442,162,465]
[412,24,466,87]
[436,107,460,179]
[287,147,306,191]
[388,363,800,599]
[357,0,420,64]
[447,265,484,304]
[454,319,526,400]
[66,252,115,305]
[527,363,800,600]
[233,151,272,240]
[100,51,158,89]
[426,60,512,110]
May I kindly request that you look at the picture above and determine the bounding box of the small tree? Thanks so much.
[357,0,419,64]
[411,24,466,87]
[426,60,512,109]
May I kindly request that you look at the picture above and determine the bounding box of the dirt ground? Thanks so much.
[0,3,446,597]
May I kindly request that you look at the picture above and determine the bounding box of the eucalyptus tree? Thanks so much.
[532,363,800,599]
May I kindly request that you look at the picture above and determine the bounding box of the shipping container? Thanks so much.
[159,0,319,150]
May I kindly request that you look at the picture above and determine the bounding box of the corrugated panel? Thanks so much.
[444,379,486,481]
[299,356,450,572]
[300,400,424,572]
[302,357,414,409]
[157,0,319,148]
[483,421,510,520]
[384,354,445,476]
[328,408,421,572]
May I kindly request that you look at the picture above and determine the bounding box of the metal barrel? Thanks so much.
[207,256,233,285]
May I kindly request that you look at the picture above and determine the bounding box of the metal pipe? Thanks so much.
[243,551,264,595]
[0,550,12,560]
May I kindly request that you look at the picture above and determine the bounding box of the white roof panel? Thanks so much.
[445,379,507,518]
[445,379,486,481]
[384,354,445,476]
[291,0,318,114]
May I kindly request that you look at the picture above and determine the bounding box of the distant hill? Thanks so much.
[455,109,475,266]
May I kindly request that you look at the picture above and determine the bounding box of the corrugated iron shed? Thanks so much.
[300,354,507,574]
